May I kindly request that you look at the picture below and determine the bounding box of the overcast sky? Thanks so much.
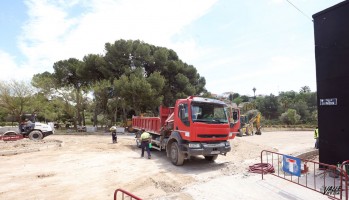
[0,0,344,96]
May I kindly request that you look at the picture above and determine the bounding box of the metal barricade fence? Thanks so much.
[341,161,349,200]
[260,150,348,200]
[114,188,142,200]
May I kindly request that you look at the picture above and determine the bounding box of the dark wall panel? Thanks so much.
[313,1,349,165]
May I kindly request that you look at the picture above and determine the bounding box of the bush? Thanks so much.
[279,109,301,125]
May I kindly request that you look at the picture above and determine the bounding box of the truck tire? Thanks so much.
[127,126,134,133]
[204,155,218,161]
[28,130,43,140]
[170,142,184,166]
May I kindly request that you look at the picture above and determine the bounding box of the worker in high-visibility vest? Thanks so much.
[140,129,151,159]
[314,127,319,149]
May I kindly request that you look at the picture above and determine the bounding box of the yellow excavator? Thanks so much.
[237,112,262,137]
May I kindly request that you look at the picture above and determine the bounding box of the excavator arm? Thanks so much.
[249,113,261,135]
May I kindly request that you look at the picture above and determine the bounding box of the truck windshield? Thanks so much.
[191,102,228,124]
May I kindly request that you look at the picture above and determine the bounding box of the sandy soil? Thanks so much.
[0,131,316,200]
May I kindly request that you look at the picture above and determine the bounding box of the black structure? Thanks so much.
[313,0,349,165]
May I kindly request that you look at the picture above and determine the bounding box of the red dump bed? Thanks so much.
[132,106,174,135]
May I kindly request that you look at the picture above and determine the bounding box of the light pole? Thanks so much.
[253,87,256,99]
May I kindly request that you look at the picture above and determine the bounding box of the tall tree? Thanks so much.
[300,86,311,93]
[232,93,240,99]
[256,94,280,119]
[81,54,109,83]
[32,72,77,124]
[0,80,35,122]
[104,39,206,106]
[52,58,87,126]
[91,80,112,127]
[113,68,164,115]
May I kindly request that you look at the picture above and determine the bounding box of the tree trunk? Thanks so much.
[132,94,140,116]
[93,105,98,127]
[82,110,86,126]
[123,106,127,124]
[114,100,118,125]
[75,88,82,126]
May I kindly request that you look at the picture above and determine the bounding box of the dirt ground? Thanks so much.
[0,131,317,200]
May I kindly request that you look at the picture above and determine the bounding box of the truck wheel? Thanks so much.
[127,126,134,133]
[170,142,184,166]
[204,155,218,161]
[28,130,43,140]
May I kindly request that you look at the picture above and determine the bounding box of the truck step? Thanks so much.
[151,146,161,151]
[152,139,161,144]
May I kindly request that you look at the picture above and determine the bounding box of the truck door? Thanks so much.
[229,108,240,139]
[176,103,191,139]
[178,103,189,126]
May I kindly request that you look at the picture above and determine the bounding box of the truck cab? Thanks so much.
[166,97,233,165]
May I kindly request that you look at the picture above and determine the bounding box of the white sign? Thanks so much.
[320,98,337,106]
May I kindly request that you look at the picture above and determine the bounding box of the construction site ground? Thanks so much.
[0,131,333,200]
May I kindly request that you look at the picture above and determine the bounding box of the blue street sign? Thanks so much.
[282,155,301,177]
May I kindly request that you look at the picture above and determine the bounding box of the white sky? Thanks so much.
[0,0,345,96]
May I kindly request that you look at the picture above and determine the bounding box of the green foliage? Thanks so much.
[279,91,296,111]
[233,97,243,106]
[53,58,86,89]
[103,39,206,106]
[279,109,301,125]
[113,68,164,115]
[228,94,233,102]
[81,54,108,83]
[310,110,318,123]
[232,93,240,99]
[31,72,56,95]
[291,100,310,123]
[0,80,35,122]
[29,37,319,127]
[300,86,311,93]
[255,94,280,119]
[241,102,256,113]
[240,95,249,102]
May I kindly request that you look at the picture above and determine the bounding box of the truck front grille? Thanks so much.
[198,134,228,138]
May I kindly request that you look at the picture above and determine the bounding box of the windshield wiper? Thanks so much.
[193,119,209,123]
[212,119,228,124]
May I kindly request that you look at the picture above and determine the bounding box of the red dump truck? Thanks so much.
[132,96,240,166]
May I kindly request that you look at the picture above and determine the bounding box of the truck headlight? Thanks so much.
[225,141,230,146]
[189,143,201,148]
[229,132,233,137]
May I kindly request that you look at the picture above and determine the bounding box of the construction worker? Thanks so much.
[110,126,117,143]
[25,119,35,131]
[314,127,319,149]
[140,129,151,159]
